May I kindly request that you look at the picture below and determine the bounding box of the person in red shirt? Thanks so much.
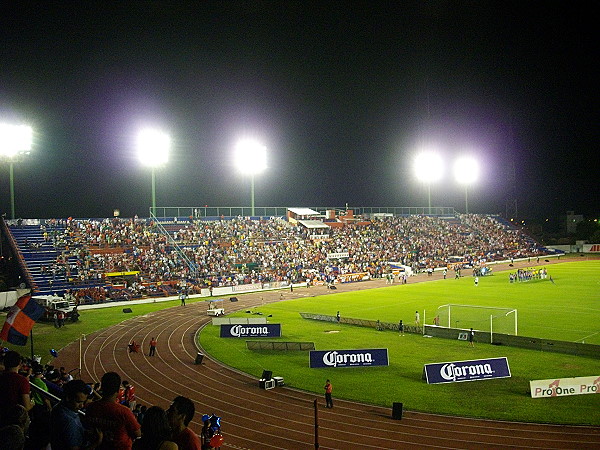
[149,338,157,356]
[84,372,141,449]
[122,380,136,410]
[324,379,333,408]
[0,351,33,425]
[117,385,126,405]
[167,396,201,450]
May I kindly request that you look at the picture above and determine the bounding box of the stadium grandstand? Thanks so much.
[0,207,553,304]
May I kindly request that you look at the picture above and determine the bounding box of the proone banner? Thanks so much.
[220,323,281,338]
[530,375,600,398]
[424,357,511,384]
[309,348,389,368]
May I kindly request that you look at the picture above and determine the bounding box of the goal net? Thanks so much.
[435,304,518,336]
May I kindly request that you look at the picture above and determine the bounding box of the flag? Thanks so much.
[0,294,45,346]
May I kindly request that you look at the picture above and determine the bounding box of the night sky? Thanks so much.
[1,1,597,220]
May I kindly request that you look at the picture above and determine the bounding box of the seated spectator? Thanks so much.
[84,372,141,449]
[132,406,177,450]
[0,424,25,450]
[28,364,52,450]
[43,369,64,399]
[138,405,148,425]
[0,351,33,425]
[51,379,103,450]
[122,380,136,410]
[30,363,51,409]
[167,396,201,450]
[132,404,143,423]
[2,404,30,437]
[60,366,74,383]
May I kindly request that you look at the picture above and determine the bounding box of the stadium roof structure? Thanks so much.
[298,220,330,229]
[287,207,320,216]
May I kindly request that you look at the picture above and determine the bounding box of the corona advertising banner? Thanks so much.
[424,357,511,384]
[309,348,389,368]
[220,324,281,338]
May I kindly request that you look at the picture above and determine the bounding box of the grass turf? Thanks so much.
[199,260,600,425]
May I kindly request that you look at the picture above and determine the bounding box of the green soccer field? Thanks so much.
[199,260,600,425]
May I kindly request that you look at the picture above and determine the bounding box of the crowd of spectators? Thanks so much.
[33,213,546,302]
[0,349,212,449]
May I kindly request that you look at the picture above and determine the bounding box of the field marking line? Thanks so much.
[577,331,600,342]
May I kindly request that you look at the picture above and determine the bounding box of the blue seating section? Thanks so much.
[9,225,105,296]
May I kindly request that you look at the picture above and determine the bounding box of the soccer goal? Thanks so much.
[436,304,518,340]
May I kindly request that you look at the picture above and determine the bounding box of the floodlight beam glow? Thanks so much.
[453,156,479,185]
[234,139,267,175]
[137,129,170,167]
[414,151,444,183]
[0,124,33,157]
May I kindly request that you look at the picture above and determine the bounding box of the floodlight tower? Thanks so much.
[413,151,443,214]
[0,124,33,219]
[137,128,170,217]
[234,139,267,217]
[453,156,479,214]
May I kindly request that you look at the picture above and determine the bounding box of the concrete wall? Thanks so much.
[424,325,599,359]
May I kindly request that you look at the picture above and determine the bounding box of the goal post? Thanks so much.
[436,304,518,339]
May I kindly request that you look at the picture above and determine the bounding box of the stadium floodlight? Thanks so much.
[234,139,267,217]
[453,156,479,214]
[413,151,443,215]
[0,124,33,219]
[136,128,170,217]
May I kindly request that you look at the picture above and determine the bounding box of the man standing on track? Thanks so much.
[148,337,157,357]
[324,379,333,409]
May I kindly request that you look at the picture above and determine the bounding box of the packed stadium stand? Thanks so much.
[3,212,551,301]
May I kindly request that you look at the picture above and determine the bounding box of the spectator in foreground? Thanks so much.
[84,372,141,449]
[0,424,25,450]
[133,406,178,450]
[3,404,30,437]
[167,396,201,450]
[51,379,102,450]
[28,365,52,450]
[0,351,33,425]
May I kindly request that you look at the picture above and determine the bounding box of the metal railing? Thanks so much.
[1,215,38,292]
[151,206,457,219]
[299,313,422,334]
[150,212,197,278]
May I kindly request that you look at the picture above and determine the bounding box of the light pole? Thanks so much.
[0,124,33,219]
[413,151,443,215]
[234,139,267,217]
[137,128,170,217]
[78,333,86,379]
[453,156,479,214]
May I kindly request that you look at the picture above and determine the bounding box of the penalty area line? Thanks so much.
[577,330,600,343]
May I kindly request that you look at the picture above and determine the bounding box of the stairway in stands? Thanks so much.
[8,224,103,295]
